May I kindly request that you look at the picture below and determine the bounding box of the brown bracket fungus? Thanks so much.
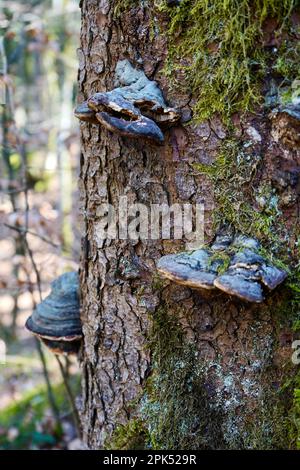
[75,59,180,144]
[74,101,98,124]
[157,236,287,303]
[214,272,264,303]
[157,249,219,290]
[25,272,82,355]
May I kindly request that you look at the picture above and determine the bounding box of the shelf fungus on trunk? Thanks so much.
[156,249,219,290]
[157,237,287,303]
[74,101,98,124]
[25,272,82,355]
[74,59,180,144]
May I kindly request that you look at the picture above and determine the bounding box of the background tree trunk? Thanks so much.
[78,1,298,449]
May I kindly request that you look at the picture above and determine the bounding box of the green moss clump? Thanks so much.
[160,0,297,122]
[113,0,140,18]
[241,382,292,449]
[282,370,300,449]
[208,251,231,274]
[112,0,300,449]
[104,419,149,450]
[287,266,300,330]
[140,303,294,449]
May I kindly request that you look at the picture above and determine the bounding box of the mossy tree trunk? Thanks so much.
[78,0,299,449]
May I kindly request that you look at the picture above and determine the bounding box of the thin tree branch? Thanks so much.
[56,355,81,438]
[4,223,60,248]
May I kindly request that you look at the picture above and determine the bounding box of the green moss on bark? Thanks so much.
[193,139,284,249]
[291,380,300,449]
[160,0,297,122]
[114,0,298,122]
[104,419,149,450]
[139,306,225,449]
[137,302,295,449]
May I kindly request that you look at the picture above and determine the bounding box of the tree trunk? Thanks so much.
[78,0,299,449]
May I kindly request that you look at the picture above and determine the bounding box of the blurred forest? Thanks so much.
[0,0,82,449]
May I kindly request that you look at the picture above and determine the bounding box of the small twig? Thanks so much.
[4,223,60,248]
[56,355,81,438]
[35,338,62,431]
[23,237,43,299]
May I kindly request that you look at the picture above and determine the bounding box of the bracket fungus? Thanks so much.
[74,101,98,124]
[157,236,287,303]
[157,249,218,290]
[74,59,180,144]
[25,272,82,355]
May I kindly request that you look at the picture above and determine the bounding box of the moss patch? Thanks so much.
[104,419,149,450]
[280,368,300,449]
[291,379,300,449]
[112,0,300,449]
[160,0,297,122]
[193,139,286,251]
[113,0,140,18]
[140,306,225,450]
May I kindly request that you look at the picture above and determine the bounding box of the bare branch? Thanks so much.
[4,222,60,248]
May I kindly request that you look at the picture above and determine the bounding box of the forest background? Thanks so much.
[0,0,82,450]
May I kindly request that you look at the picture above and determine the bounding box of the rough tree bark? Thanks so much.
[78,1,299,449]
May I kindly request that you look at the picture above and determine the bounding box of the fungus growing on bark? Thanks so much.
[75,60,180,143]
[74,101,98,124]
[214,271,264,303]
[88,92,165,143]
[25,272,82,355]
[157,236,287,303]
[157,249,222,290]
[211,234,233,251]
